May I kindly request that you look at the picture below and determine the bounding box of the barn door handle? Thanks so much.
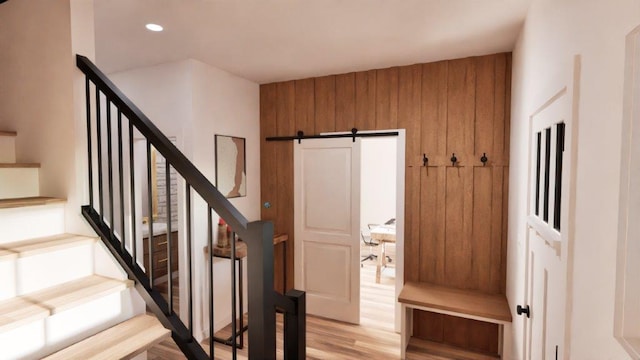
[481,153,488,166]
[517,304,530,318]
[450,153,457,166]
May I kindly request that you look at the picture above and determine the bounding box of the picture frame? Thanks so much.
[215,134,246,198]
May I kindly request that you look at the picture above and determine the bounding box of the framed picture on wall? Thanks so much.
[215,134,246,198]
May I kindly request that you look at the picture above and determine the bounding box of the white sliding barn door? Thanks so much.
[294,137,361,323]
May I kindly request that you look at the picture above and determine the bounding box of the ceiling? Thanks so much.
[94,0,531,84]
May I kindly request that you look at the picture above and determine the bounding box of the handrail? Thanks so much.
[76,54,305,359]
[76,55,249,238]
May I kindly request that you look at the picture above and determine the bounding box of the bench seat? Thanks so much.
[398,281,512,358]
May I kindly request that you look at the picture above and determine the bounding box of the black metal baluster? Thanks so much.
[239,247,244,350]
[96,90,104,217]
[231,230,237,358]
[147,141,154,287]
[186,184,193,338]
[117,110,125,253]
[106,100,115,237]
[129,121,137,264]
[208,206,214,359]
[166,161,173,314]
[85,77,94,209]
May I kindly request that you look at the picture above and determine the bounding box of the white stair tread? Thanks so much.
[0,197,65,209]
[43,314,170,360]
[0,163,40,168]
[0,275,133,333]
[0,234,96,261]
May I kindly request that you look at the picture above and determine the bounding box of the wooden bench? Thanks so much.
[398,281,512,359]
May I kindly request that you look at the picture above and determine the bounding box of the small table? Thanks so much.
[370,225,396,283]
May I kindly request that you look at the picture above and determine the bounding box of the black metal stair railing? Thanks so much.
[76,54,305,360]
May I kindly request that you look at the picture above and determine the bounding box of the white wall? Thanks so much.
[360,137,397,230]
[108,59,260,340]
[508,0,640,358]
[0,0,95,236]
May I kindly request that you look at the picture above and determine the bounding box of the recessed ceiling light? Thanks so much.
[145,23,163,32]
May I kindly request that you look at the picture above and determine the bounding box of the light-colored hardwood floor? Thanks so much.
[146,244,481,359]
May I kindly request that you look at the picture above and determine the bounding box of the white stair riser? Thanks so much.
[0,136,16,163]
[0,204,65,244]
[0,244,94,301]
[0,288,144,360]
[0,168,39,199]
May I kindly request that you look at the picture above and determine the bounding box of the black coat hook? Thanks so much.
[481,153,488,166]
[451,153,457,166]
[423,154,428,167]
[296,130,304,144]
[351,128,358,142]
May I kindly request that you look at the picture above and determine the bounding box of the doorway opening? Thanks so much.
[359,136,398,331]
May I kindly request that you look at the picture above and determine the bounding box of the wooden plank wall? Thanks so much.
[260,53,511,354]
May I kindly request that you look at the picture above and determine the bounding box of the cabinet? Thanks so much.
[143,231,179,283]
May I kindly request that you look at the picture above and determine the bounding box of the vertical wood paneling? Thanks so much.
[413,311,443,341]
[444,168,470,288]
[422,62,448,156]
[260,84,280,291]
[489,168,504,294]
[447,58,476,157]
[295,79,315,135]
[467,320,499,354]
[355,70,376,130]
[472,167,493,291]
[315,76,336,133]
[493,54,506,159]
[260,84,278,223]
[398,65,422,281]
[389,68,399,129]
[259,52,512,354]
[335,73,355,132]
[419,167,445,284]
[375,68,399,130]
[275,81,295,291]
[475,55,495,156]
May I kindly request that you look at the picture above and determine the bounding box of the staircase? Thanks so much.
[0,131,170,359]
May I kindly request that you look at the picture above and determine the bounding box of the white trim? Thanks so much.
[615,24,640,358]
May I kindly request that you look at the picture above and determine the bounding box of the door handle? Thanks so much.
[517,304,530,318]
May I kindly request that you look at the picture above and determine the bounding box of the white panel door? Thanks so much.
[294,137,361,323]
[523,86,574,360]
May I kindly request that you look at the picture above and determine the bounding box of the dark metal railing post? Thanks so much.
[230,230,237,358]
[117,110,126,253]
[96,90,104,217]
[284,290,306,359]
[128,121,137,262]
[208,207,215,359]
[85,77,94,208]
[245,220,276,360]
[146,141,154,287]
[106,100,115,237]
[186,184,193,338]
[166,161,173,314]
